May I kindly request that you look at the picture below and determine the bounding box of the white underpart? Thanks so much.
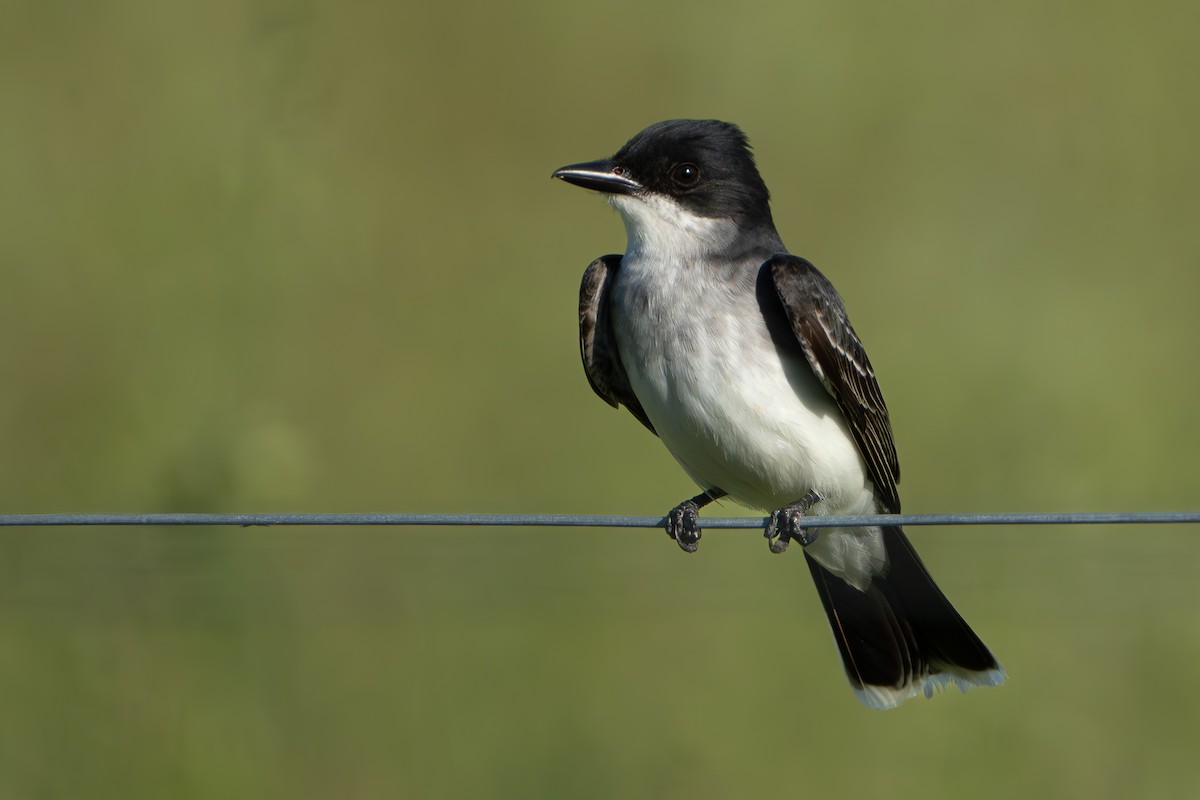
[607,193,886,589]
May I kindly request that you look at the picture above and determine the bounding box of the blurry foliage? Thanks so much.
[1,0,1198,797]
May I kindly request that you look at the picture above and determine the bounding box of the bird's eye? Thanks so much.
[671,162,700,186]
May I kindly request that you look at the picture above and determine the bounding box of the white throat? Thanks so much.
[609,193,739,262]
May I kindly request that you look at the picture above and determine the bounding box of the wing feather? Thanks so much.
[767,254,900,512]
[579,255,657,436]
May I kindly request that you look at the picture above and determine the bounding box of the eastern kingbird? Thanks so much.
[553,119,1004,709]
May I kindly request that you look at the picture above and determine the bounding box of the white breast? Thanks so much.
[611,252,870,512]
[607,193,885,587]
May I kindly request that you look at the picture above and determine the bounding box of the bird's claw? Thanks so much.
[764,491,821,553]
[665,500,702,553]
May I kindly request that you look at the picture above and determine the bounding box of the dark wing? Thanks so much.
[767,254,900,512]
[579,255,657,436]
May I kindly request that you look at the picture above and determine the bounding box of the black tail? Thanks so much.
[804,526,1004,709]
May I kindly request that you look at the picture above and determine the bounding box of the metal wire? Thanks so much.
[0,511,1198,528]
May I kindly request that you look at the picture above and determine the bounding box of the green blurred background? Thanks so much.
[2,0,1198,797]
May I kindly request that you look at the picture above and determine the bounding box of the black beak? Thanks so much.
[552,159,642,195]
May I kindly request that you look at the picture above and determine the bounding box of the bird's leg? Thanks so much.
[764,489,822,554]
[664,489,727,553]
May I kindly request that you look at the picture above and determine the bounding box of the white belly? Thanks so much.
[611,259,873,513]
[611,255,886,587]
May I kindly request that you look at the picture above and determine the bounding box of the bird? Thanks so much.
[552,119,1004,709]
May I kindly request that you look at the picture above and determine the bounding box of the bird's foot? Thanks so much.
[764,490,821,554]
[665,500,702,553]
[663,489,725,554]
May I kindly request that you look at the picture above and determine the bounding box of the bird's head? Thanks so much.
[553,119,777,251]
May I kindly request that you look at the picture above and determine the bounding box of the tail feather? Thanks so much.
[805,526,1004,709]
